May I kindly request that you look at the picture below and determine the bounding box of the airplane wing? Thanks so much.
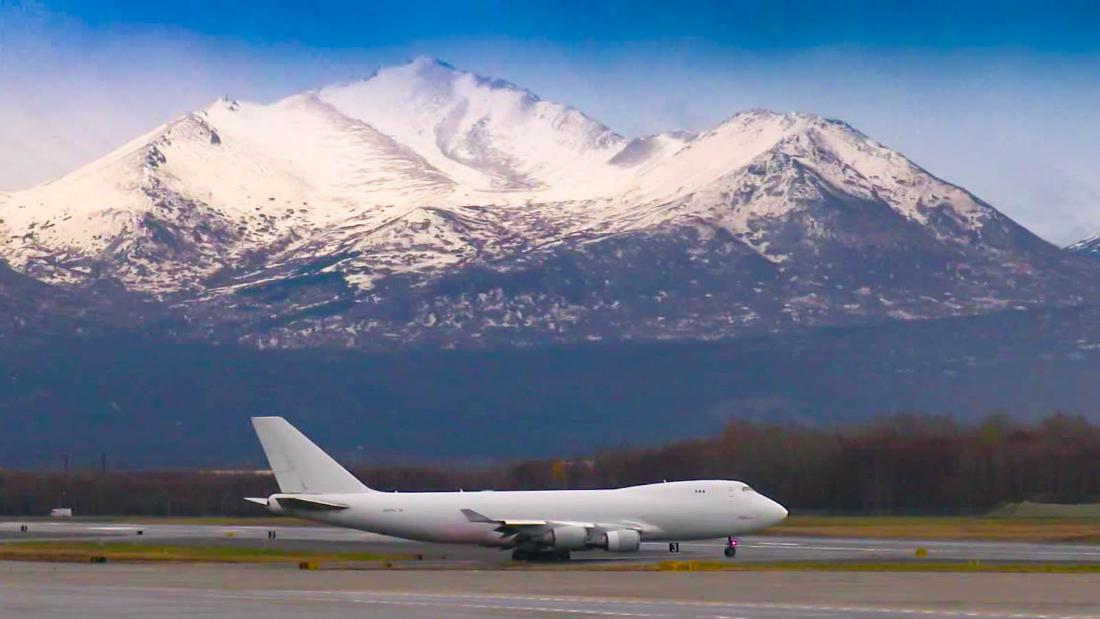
[460,508,633,537]
[461,508,551,531]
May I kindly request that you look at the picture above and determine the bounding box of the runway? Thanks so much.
[4,520,1100,617]
[3,520,1100,565]
[2,561,1100,618]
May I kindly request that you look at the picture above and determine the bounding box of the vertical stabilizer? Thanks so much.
[251,416,371,494]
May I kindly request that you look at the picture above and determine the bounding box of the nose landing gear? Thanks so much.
[723,536,738,558]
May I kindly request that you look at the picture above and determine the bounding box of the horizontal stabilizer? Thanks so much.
[276,496,349,511]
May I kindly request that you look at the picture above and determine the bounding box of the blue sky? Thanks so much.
[2,0,1099,243]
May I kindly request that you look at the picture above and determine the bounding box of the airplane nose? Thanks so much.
[762,497,788,526]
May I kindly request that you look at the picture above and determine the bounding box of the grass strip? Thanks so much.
[765,516,1100,543]
[0,541,402,564]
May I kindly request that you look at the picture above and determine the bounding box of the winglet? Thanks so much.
[244,497,269,507]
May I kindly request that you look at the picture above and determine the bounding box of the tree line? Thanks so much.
[1,413,1098,516]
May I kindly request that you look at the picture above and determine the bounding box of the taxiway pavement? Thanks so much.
[2,520,1099,565]
[2,561,1099,618]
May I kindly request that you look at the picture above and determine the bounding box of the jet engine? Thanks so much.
[601,529,641,552]
[534,525,589,550]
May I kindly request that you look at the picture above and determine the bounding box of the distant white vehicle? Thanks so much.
[49,508,73,518]
[246,417,788,561]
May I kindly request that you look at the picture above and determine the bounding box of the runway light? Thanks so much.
[915,547,928,558]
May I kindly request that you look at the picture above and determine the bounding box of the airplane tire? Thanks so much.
[512,549,530,561]
[724,546,737,558]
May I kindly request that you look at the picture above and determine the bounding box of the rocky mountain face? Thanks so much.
[0,261,152,338]
[2,57,1097,350]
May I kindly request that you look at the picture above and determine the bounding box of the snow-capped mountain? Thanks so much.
[2,57,1096,348]
[317,59,626,193]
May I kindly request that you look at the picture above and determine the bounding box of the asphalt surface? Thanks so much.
[3,520,1100,618]
[3,520,1100,565]
[2,561,1100,618]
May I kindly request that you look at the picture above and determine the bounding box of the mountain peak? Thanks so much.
[317,59,622,191]
[408,55,454,70]
[362,56,536,100]
[722,108,846,131]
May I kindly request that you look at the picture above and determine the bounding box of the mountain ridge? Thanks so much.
[1,57,1096,349]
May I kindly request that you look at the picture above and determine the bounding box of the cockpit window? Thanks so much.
[742,485,754,492]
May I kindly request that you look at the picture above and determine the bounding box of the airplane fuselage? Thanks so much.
[267,479,787,546]
[246,417,788,557]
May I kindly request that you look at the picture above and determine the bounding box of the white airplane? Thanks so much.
[246,416,788,560]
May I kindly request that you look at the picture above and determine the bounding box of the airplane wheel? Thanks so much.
[724,546,737,558]
[554,551,571,561]
[512,549,529,561]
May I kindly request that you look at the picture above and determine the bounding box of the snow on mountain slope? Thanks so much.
[1,58,1095,349]
[566,110,1004,265]
[609,131,696,168]
[1067,234,1100,259]
[0,91,459,291]
[189,95,454,219]
[609,110,990,231]
[317,57,627,195]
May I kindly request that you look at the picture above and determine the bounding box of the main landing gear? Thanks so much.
[724,536,738,558]
[511,548,571,562]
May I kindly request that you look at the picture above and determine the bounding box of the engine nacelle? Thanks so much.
[601,529,641,552]
[535,525,589,550]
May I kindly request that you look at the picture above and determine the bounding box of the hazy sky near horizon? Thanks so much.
[1,1,1099,244]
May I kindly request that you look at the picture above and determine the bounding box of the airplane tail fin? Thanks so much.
[251,416,372,494]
